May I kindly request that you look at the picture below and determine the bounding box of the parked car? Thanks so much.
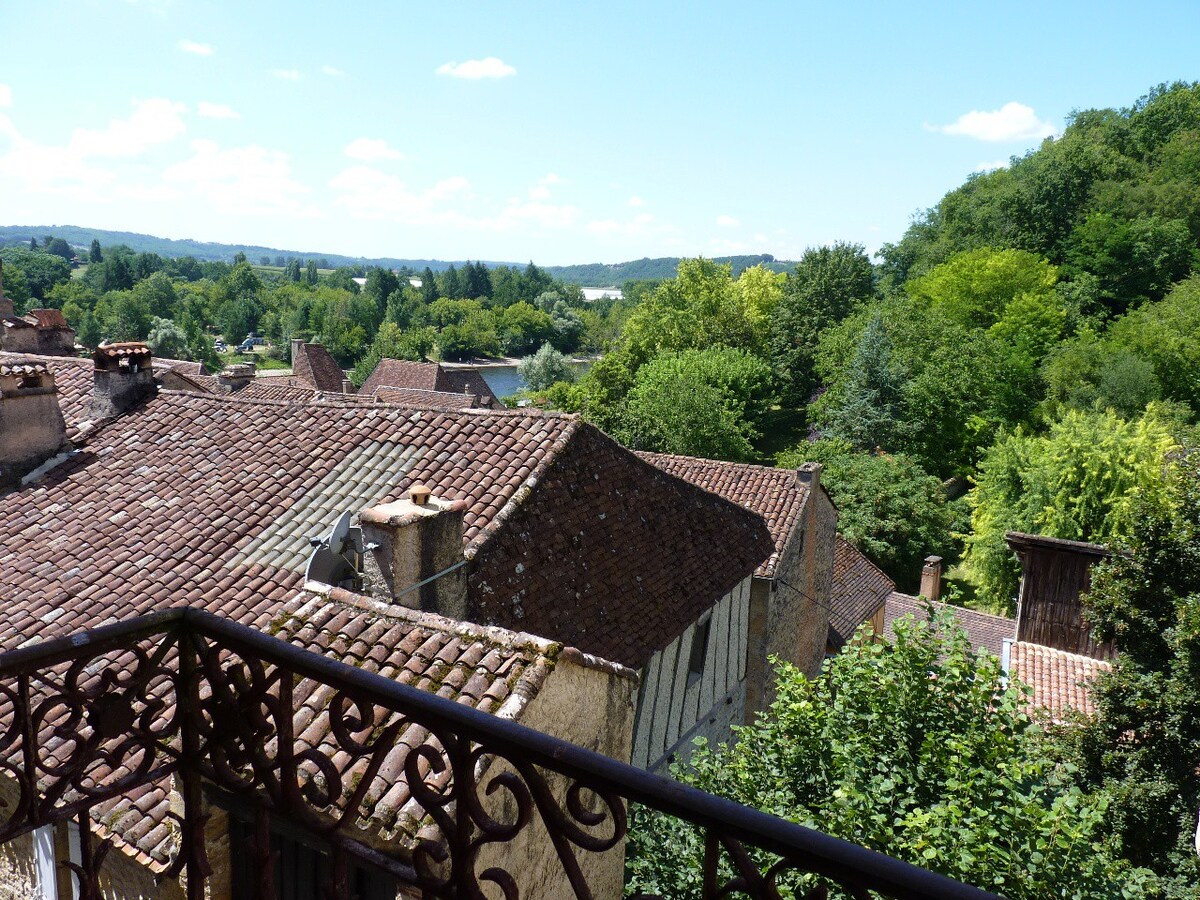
[214,340,227,352]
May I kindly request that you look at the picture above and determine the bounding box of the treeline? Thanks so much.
[0,239,633,376]
[545,254,792,285]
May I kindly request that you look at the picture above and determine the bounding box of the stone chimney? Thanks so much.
[291,338,304,365]
[795,461,822,492]
[920,555,943,602]
[89,343,156,420]
[341,378,354,394]
[0,361,66,486]
[0,259,14,318]
[216,363,256,393]
[360,484,468,618]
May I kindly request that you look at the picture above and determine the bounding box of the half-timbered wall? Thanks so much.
[630,576,753,771]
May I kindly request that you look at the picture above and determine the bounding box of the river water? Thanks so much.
[471,361,593,400]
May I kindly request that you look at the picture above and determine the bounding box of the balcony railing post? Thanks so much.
[177,627,210,900]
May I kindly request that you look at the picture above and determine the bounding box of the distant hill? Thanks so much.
[545,255,793,285]
[0,225,794,284]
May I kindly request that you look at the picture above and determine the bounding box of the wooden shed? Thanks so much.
[1006,531,1115,660]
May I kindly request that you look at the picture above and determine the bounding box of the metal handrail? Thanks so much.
[0,607,1003,900]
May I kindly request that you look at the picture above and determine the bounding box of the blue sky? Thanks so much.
[1,1,1198,265]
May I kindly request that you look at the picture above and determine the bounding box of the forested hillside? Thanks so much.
[0,225,792,284]
[539,82,1200,612]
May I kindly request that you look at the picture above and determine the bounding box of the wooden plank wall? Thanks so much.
[630,576,751,770]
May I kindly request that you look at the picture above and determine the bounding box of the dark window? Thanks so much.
[688,616,712,684]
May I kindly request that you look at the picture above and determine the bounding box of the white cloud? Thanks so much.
[322,65,345,77]
[163,139,313,216]
[436,57,516,80]
[70,98,186,158]
[974,159,1010,172]
[528,172,563,201]
[272,69,301,81]
[330,165,470,223]
[197,102,239,120]
[628,195,644,207]
[179,40,214,56]
[344,137,402,161]
[716,214,740,227]
[930,102,1056,142]
[0,98,187,201]
[0,85,11,108]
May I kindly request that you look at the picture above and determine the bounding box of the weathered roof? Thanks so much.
[0,390,769,667]
[633,451,809,578]
[0,359,53,377]
[373,385,483,410]
[46,582,577,873]
[828,537,894,648]
[1006,531,1110,558]
[360,359,500,407]
[96,342,153,360]
[884,592,1016,658]
[25,308,71,330]
[151,356,206,376]
[292,341,348,392]
[1006,640,1110,719]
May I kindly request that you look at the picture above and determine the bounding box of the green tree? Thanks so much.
[628,607,1147,899]
[1069,448,1200,896]
[779,440,962,591]
[88,239,102,264]
[285,258,302,282]
[1065,213,1196,314]
[305,259,319,286]
[420,267,439,303]
[907,247,1059,329]
[0,248,73,301]
[517,342,575,392]
[964,408,1178,610]
[146,317,190,359]
[816,314,912,452]
[769,242,875,405]
[618,348,774,461]
[349,322,435,386]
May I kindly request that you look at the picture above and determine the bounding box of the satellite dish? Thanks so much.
[305,546,356,587]
[326,510,354,557]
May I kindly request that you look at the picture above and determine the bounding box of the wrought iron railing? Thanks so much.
[0,607,1001,900]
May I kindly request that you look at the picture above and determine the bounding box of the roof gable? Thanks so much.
[828,537,894,647]
[634,451,809,578]
[292,342,347,392]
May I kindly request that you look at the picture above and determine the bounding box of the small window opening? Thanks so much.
[688,616,712,684]
[17,375,42,390]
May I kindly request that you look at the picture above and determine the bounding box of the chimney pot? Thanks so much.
[89,343,156,419]
[920,555,943,603]
[409,484,432,506]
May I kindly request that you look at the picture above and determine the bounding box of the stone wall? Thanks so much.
[473,650,637,900]
[745,471,837,717]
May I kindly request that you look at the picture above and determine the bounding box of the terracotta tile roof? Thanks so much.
[25,308,71,329]
[373,386,483,409]
[884,592,1015,658]
[292,342,347,392]
[152,356,206,376]
[828,537,894,647]
[234,381,372,405]
[0,359,53,376]
[360,359,500,407]
[97,342,153,361]
[1,391,769,667]
[633,451,808,578]
[20,583,577,873]
[1006,640,1110,719]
